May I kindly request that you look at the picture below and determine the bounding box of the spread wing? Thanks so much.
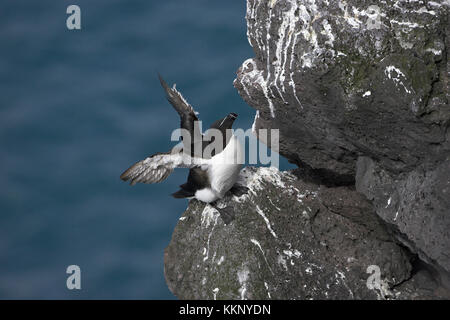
[120,150,209,186]
[158,74,203,154]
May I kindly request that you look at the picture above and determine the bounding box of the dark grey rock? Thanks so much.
[356,156,450,286]
[235,0,449,179]
[233,0,450,290]
[165,167,447,299]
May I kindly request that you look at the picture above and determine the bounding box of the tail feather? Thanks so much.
[171,189,195,199]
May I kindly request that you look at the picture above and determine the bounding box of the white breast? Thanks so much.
[193,135,244,204]
[208,135,244,198]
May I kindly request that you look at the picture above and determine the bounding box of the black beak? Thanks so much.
[229,113,238,119]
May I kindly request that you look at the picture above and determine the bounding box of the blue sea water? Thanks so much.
[0,0,295,299]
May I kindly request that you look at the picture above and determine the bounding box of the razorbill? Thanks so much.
[120,75,248,224]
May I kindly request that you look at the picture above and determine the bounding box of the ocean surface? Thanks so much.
[0,0,295,299]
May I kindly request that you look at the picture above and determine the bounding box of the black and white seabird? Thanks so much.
[120,75,248,224]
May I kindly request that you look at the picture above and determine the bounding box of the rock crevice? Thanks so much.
[165,167,446,299]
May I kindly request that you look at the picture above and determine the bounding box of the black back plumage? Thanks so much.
[171,114,238,199]
[158,75,238,199]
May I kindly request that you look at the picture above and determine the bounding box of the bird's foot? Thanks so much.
[229,184,249,197]
[211,202,235,225]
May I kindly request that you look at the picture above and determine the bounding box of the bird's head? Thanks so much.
[221,112,238,127]
[209,113,238,130]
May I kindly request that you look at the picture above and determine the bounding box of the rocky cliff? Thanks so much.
[165,0,450,299]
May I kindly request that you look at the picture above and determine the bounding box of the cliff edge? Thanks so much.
[165,0,449,299]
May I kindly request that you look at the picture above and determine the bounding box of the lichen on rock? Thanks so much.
[235,0,449,178]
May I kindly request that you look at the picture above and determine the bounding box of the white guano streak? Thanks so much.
[238,266,250,300]
[265,2,277,117]
[251,238,275,275]
[277,0,304,108]
[256,205,278,239]
[385,65,412,94]
[239,58,276,118]
[244,0,308,116]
